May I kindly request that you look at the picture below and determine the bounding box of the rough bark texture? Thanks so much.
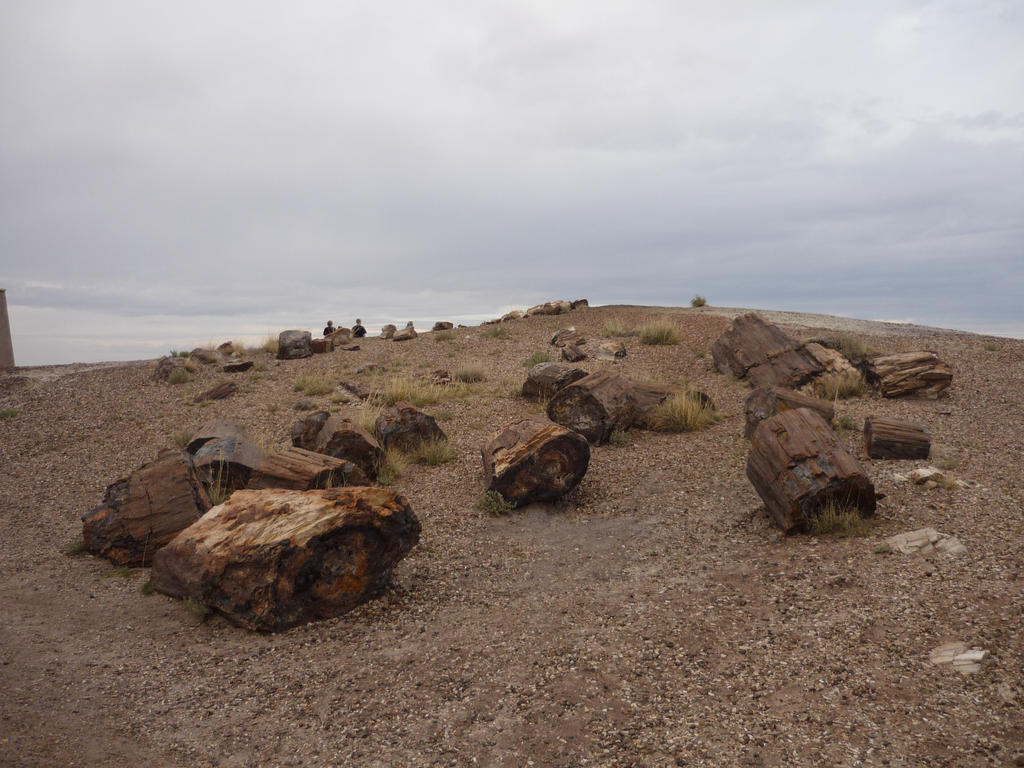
[711,313,824,388]
[222,360,254,373]
[864,417,931,460]
[550,328,585,348]
[629,382,679,429]
[311,338,332,354]
[151,487,421,632]
[374,402,447,451]
[187,419,263,491]
[744,387,835,439]
[82,449,210,566]
[432,322,454,331]
[521,362,587,401]
[481,419,590,506]
[277,330,312,360]
[194,381,237,403]
[546,370,639,444]
[746,350,823,389]
[862,352,953,398]
[290,411,331,451]
[746,407,876,534]
[246,446,369,490]
[561,345,587,363]
[314,416,384,479]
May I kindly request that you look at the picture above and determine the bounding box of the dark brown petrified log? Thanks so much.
[314,416,383,479]
[246,446,369,490]
[746,408,876,534]
[863,416,931,460]
[546,370,639,444]
[82,449,211,566]
[481,419,590,506]
[561,344,587,362]
[186,419,263,491]
[193,381,237,403]
[374,402,446,451]
[711,313,824,388]
[744,386,835,439]
[290,411,331,451]
[521,362,587,401]
[862,352,953,398]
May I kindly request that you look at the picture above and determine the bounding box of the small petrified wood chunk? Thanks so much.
[596,340,627,361]
[193,381,237,403]
[862,351,953,398]
[277,330,312,360]
[338,380,371,400]
[864,417,931,460]
[223,360,254,373]
[380,324,397,339]
[546,369,638,444]
[290,411,331,451]
[561,344,587,363]
[153,356,186,382]
[314,416,383,479]
[744,386,835,439]
[550,327,585,348]
[374,402,446,451]
[151,487,421,632]
[432,321,454,331]
[522,362,587,401]
[82,449,210,566]
[570,299,589,309]
[246,446,369,490]
[311,338,332,354]
[481,419,590,507]
[746,407,876,534]
[392,326,417,341]
[187,419,263,491]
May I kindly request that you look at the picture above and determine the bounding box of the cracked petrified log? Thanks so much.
[746,407,876,534]
[193,381,237,403]
[561,344,587,363]
[374,402,446,451]
[862,351,953,398]
[522,362,587,401]
[432,321,454,331]
[711,313,824,388]
[82,449,210,566]
[246,446,369,490]
[277,330,312,360]
[151,487,421,632]
[550,327,585,348]
[290,411,331,451]
[481,419,590,506]
[314,416,383,479]
[864,416,931,460]
[744,386,835,439]
[546,370,640,444]
[187,419,263,491]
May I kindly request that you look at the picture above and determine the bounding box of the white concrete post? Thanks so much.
[0,289,14,370]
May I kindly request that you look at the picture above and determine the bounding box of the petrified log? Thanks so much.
[326,327,351,344]
[746,408,876,534]
[277,330,312,360]
[374,402,446,451]
[522,362,587,401]
[246,446,369,490]
[82,449,210,566]
[193,381,237,403]
[223,360,254,373]
[151,487,421,632]
[190,347,221,365]
[546,370,639,444]
[310,338,332,354]
[746,349,824,389]
[802,342,857,377]
[570,299,589,310]
[744,386,835,439]
[550,327,585,348]
[864,417,931,460]
[500,311,522,322]
[481,419,590,506]
[711,313,823,388]
[290,411,330,451]
[862,352,952,398]
[596,340,627,361]
[380,324,397,339]
[152,356,186,382]
[187,419,263,490]
[314,416,384,479]
[561,344,587,363]
[392,326,417,341]
[338,379,370,400]
[432,321,454,331]
[628,381,680,428]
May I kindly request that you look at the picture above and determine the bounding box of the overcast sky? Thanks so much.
[2,1,1022,365]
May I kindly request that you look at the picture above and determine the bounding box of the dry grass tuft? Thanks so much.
[814,371,865,400]
[407,437,457,465]
[1,408,19,419]
[649,393,719,432]
[454,365,486,383]
[476,490,514,515]
[819,334,873,362]
[171,429,193,449]
[523,351,552,368]
[809,499,872,537]
[604,319,635,337]
[638,321,682,345]
[377,378,459,407]
[608,429,631,446]
[168,368,190,385]
[483,325,508,339]
[261,334,279,355]
[293,375,335,396]
[63,537,87,556]
[433,330,454,343]
[375,447,407,486]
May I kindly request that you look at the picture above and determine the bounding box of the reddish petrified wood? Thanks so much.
[746,408,876,534]
[374,402,446,451]
[864,417,931,460]
[546,370,640,444]
[862,352,953,398]
[82,449,210,566]
[151,487,421,632]
[744,387,835,439]
[314,416,383,479]
[522,362,587,401]
[290,411,331,451]
[246,446,369,490]
[481,419,590,506]
[193,381,237,403]
[711,313,824,388]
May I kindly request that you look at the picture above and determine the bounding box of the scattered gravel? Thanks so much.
[1,305,1021,767]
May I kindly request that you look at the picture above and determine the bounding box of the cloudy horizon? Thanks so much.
[2,1,1022,366]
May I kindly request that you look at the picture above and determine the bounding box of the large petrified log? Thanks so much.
[246,446,369,490]
[392,326,417,341]
[550,327,585,348]
[862,352,953,398]
[711,313,824,388]
[744,386,835,439]
[187,419,263,491]
[277,330,312,360]
[290,411,331,451]
[864,417,931,460]
[522,362,587,401]
[374,402,446,451]
[151,487,421,632]
[746,408,876,534]
[82,449,210,566]
[314,416,384,479]
[481,419,590,506]
[546,370,640,444]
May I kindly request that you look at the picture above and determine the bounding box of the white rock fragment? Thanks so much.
[929,642,988,674]
[910,467,944,484]
[886,527,966,556]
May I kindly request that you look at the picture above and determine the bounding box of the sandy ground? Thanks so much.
[1,304,1022,767]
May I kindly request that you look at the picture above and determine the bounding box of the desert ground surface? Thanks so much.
[1,303,1021,767]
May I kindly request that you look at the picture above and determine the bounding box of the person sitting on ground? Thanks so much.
[352,319,367,338]
[323,320,335,337]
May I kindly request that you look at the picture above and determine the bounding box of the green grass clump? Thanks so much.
[814,371,865,400]
[454,365,486,383]
[475,490,514,515]
[649,393,719,432]
[809,499,872,537]
[690,295,707,307]
[375,447,407,486]
[833,414,857,433]
[483,325,509,339]
[293,375,335,396]
[0,408,18,419]
[608,429,631,446]
[407,437,456,465]
[63,537,87,556]
[982,341,1000,352]
[433,330,454,343]
[104,565,134,578]
[638,321,681,345]
[377,378,458,407]
[169,349,190,358]
[523,351,552,368]
[604,319,635,337]
[167,368,190,385]
[184,597,211,621]
[140,580,156,595]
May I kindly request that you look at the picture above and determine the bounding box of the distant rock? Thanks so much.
[432,321,454,331]
[277,330,312,360]
[380,324,397,339]
[153,356,186,382]
[194,381,237,403]
[223,360,254,373]
[190,347,221,365]
[374,402,446,451]
[392,326,417,341]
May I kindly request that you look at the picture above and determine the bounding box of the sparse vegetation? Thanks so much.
[205,462,232,506]
[140,580,155,595]
[454,365,486,383]
[649,393,719,432]
[407,437,456,465]
[167,368,190,385]
[169,349,190,358]
[183,359,200,374]
[261,334,279,355]
[809,499,872,537]
[104,565,134,578]
[690,295,707,307]
[872,543,891,555]
[330,393,349,404]
[1,408,18,419]
[608,429,631,446]
[475,490,514,515]
[819,334,873,362]
[833,414,857,433]
[982,341,1000,352]
[638,321,682,345]
[523,351,552,368]
[293,375,335,396]
[171,429,193,449]
[433,330,454,343]
[814,371,865,400]
[184,597,211,621]
[375,447,407,486]
[931,444,961,471]
[434,410,453,421]
[377,377,460,407]
[63,537,86,556]
[483,325,508,339]
[604,319,635,337]
[254,362,268,372]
